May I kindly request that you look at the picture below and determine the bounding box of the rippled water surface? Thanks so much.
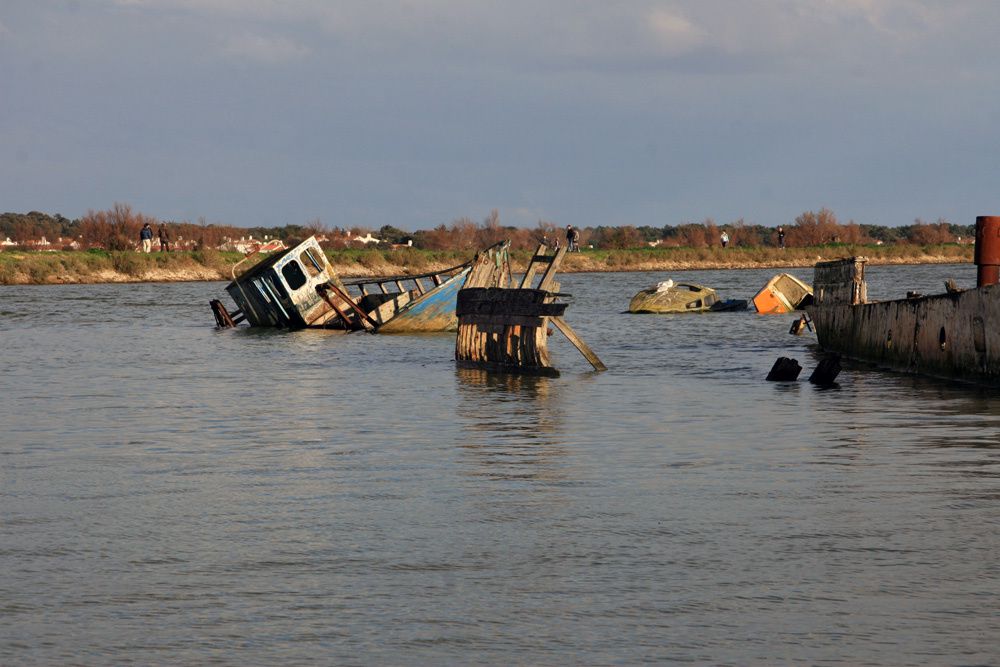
[2,264,998,665]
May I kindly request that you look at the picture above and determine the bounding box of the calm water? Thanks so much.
[2,264,998,666]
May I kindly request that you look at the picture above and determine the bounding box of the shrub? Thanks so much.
[110,251,145,276]
[107,235,134,252]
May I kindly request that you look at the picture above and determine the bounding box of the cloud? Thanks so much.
[646,8,705,54]
[219,32,309,63]
[30,1,1000,80]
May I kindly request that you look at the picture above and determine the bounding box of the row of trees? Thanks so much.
[0,205,976,252]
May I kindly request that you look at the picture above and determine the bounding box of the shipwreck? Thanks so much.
[455,244,606,376]
[807,215,1000,386]
[752,273,813,314]
[628,280,747,313]
[210,236,510,332]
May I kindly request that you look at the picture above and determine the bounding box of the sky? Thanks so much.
[2,0,1000,231]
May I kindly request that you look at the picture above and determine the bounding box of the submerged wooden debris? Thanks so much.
[807,216,1000,386]
[809,355,842,385]
[766,357,802,381]
[455,244,606,377]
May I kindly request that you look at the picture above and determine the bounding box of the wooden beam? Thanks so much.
[518,243,548,289]
[537,245,567,292]
[550,316,606,371]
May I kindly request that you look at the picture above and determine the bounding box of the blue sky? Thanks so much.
[2,1,1000,231]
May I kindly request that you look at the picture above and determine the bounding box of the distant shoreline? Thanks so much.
[0,245,974,286]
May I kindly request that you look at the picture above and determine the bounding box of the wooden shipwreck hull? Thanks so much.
[455,244,606,377]
[808,257,1000,385]
[214,236,510,333]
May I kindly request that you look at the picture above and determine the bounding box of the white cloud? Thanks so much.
[646,8,705,55]
[36,1,1000,79]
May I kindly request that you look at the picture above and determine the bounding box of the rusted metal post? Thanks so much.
[975,216,1000,287]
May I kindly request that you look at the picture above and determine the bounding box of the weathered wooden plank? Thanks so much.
[518,244,548,289]
[537,246,567,292]
[464,314,546,329]
[550,316,607,371]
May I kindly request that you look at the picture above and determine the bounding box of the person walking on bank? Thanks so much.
[720,230,729,248]
[777,225,785,249]
[139,223,153,253]
[158,224,171,252]
[571,226,581,252]
[566,225,576,252]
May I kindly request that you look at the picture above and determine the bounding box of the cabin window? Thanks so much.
[281,260,308,291]
[300,249,324,277]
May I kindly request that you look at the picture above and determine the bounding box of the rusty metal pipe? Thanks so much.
[975,216,1000,287]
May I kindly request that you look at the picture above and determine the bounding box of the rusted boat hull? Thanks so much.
[808,257,1000,386]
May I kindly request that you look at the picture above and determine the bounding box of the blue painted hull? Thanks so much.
[376,268,470,333]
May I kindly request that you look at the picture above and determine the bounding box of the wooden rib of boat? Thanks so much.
[211,236,510,332]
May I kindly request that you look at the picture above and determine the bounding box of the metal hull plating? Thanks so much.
[809,257,1000,386]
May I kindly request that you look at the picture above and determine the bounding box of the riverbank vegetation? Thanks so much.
[0,241,974,285]
[0,204,978,285]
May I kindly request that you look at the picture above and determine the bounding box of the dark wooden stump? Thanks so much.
[455,288,568,376]
[766,357,802,381]
[809,355,842,385]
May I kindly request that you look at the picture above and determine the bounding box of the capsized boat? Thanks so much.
[752,273,813,314]
[628,280,747,313]
[210,236,510,332]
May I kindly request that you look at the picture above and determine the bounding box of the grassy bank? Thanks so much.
[0,243,975,285]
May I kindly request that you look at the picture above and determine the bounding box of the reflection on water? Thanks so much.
[454,368,571,525]
[2,266,1000,665]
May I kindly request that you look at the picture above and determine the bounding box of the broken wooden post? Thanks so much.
[455,288,566,376]
[766,357,802,381]
[809,354,842,385]
[455,243,605,376]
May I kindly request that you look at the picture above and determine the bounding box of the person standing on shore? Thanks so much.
[571,226,581,252]
[720,230,729,248]
[777,225,785,249]
[158,224,171,252]
[139,223,153,253]
[566,225,576,252]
